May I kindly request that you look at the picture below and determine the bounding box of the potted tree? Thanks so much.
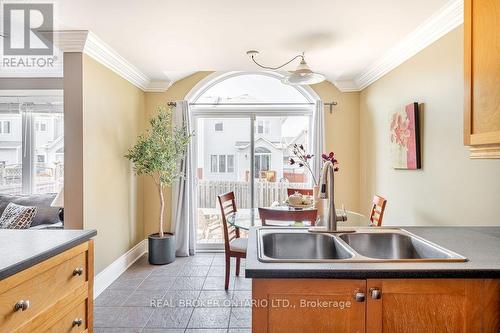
[125,105,192,264]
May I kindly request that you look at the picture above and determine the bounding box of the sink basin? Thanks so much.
[259,230,353,262]
[257,228,467,263]
[339,232,465,261]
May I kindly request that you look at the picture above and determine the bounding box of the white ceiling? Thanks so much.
[45,0,454,89]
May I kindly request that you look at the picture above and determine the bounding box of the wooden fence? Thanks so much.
[197,180,309,209]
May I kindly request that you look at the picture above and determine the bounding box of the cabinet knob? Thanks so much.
[370,288,381,299]
[72,318,83,327]
[73,267,84,276]
[14,300,30,311]
[354,292,365,302]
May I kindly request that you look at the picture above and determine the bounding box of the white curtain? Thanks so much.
[312,100,325,184]
[171,100,196,256]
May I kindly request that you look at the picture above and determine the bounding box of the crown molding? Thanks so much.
[50,30,170,91]
[352,0,463,91]
[84,32,169,92]
[145,79,172,92]
[332,79,359,93]
[52,30,89,52]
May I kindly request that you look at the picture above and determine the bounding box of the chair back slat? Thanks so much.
[370,195,387,226]
[286,188,314,196]
[217,192,240,251]
[258,207,318,226]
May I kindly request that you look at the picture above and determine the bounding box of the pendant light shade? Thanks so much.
[247,50,326,86]
[281,58,326,85]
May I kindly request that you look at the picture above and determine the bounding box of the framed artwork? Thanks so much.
[390,102,421,169]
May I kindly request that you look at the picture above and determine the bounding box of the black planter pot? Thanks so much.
[148,233,176,265]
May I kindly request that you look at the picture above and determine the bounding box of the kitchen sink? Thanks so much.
[339,232,465,260]
[259,230,354,262]
[257,228,467,263]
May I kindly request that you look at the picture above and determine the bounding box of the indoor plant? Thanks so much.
[125,105,192,264]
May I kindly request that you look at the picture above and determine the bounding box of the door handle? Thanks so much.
[354,292,365,302]
[370,288,381,299]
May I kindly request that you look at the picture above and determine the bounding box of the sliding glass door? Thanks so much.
[195,116,252,248]
[253,115,312,208]
[194,113,312,250]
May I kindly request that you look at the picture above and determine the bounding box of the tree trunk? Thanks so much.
[158,182,164,238]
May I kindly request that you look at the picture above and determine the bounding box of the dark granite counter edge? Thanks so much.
[0,230,97,281]
[245,268,500,279]
[245,226,500,279]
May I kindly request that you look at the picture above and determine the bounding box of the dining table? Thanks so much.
[224,205,371,230]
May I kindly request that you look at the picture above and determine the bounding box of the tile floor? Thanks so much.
[94,253,252,333]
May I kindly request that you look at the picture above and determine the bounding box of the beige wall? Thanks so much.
[82,55,146,273]
[359,26,500,226]
[143,73,360,236]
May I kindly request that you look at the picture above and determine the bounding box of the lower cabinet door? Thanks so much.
[45,299,88,333]
[366,279,500,333]
[252,279,366,333]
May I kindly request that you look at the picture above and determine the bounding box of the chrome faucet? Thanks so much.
[319,161,347,231]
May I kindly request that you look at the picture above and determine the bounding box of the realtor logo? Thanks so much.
[3,3,53,55]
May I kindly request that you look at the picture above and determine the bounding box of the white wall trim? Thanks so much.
[94,239,148,298]
[349,0,463,91]
[83,32,170,92]
[333,79,360,93]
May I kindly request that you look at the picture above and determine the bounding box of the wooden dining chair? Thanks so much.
[258,207,318,226]
[217,192,247,290]
[286,188,313,196]
[370,195,387,226]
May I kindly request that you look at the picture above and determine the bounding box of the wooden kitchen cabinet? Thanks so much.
[0,240,94,333]
[464,0,500,158]
[253,278,500,333]
[252,279,366,333]
[366,279,500,333]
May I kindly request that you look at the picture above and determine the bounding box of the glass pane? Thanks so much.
[218,155,226,173]
[210,155,217,172]
[33,106,64,194]
[196,117,251,246]
[227,155,234,173]
[196,74,309,104]
[0,92,63,195]
[254,115,311,207]
[0,106,22,195]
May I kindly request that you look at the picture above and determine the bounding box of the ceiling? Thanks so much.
[34,0,456,89]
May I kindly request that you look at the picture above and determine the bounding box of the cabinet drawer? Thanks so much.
[44,299,87,333]
[0,250,87,333]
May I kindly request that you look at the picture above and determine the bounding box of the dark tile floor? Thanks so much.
[94,253,252,333]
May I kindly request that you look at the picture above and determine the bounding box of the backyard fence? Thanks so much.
[0,163,64,195]
[197,179,310,209]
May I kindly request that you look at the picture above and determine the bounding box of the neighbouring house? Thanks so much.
[0,98,64,194]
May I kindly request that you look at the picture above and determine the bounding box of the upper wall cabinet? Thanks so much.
[464,0,500,158]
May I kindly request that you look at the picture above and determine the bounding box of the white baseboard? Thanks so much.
[94,239,148,298]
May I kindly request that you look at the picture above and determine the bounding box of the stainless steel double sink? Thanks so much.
[257,227,467,263]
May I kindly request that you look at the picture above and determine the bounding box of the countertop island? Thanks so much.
[0,229,97,280]
[246,226,500,278]
[247,226,500,332]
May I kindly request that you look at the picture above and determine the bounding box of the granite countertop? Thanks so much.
[245,226,500,279]
[0,229,97,280]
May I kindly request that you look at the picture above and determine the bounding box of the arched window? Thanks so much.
[193,73,312,104]
[185,71,322,248]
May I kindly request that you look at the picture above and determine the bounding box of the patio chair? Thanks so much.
[258,207,318,226]
[217,192,247,290]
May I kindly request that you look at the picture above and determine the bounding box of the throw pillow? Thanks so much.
[0,202,37,229]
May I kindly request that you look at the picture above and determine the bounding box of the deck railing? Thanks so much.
[197,179,310,209]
